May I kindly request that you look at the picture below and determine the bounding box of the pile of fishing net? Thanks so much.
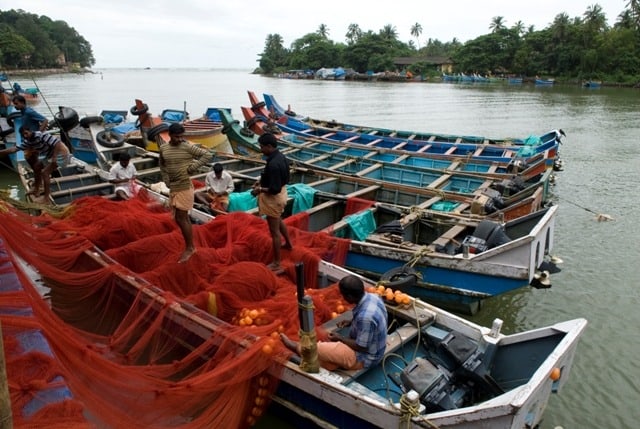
[0,190,354,428]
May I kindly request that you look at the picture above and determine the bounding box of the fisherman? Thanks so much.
[195,162,234,212]
[14,127,71,203]
[159,123,213,263]
[251,133,292,270]
[280,275,387,371]
[108,152,138,200]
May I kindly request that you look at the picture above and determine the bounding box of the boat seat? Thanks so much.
[429,225,467,250]
[335,323,421,385]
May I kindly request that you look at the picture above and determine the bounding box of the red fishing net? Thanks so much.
[0,190,354,428]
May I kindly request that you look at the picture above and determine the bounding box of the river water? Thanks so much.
[2,69,639,428]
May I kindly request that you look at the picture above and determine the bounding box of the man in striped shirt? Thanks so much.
[17,127,70,203]
[159,123,213,263]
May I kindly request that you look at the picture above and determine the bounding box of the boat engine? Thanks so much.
[400,326,504,412]
[459,220,511,254]
[491,176,526,197]
[400,357,468,412]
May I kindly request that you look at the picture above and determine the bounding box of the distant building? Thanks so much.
[393,56,454,74]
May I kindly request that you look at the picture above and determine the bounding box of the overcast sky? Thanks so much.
[4,0,629,69]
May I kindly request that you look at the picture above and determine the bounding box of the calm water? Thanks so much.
[3,69,639,428]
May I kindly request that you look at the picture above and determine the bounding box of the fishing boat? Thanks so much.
[7,107,557,314]
[139,150,558,315]
[0,238,89,428]
[248,92,564,168]
[0,191,587,429]
[534,78,555,85]
[220,108,554,216]
[582,80,601,88]
[130,99,234,153]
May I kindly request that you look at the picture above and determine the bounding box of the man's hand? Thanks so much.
[328,332,342,342]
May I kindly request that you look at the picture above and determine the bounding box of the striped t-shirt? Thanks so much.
[159,140,213,192]
[20,131,60,158]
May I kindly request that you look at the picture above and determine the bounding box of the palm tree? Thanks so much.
[626,0,640,29]
[489,16,506,33]
[380,24,398,40]
[317,24,329,39]
[410,23,423,49]
[583,4,608,32]
[345,23,362,44]
[512,20,525,36]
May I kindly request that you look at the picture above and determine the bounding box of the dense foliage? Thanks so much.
[257,2,640,83]
[0,9,95,69]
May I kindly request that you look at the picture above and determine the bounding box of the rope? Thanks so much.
[399,393,421,427]
[558,196,613,221]
[406,246,430,268]
[0,190,70,218]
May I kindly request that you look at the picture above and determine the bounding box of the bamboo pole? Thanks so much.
[0,321,13,429]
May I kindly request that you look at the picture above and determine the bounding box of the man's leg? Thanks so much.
[279,218,292,249]
[266,215,281,268]
[175,208,195,263]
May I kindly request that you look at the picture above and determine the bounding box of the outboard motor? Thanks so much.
[460,220,511,254]
[479,188,505,214]
[491,176,526,197]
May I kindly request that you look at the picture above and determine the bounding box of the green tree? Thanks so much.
[345,23,362,44]
[0,23,34,67]
[410,23,423,49]
[625,0,640,29]
[489,16,506,33]
[317,24,329,39]
[258,33,289,73]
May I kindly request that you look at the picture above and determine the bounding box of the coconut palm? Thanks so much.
[317,24,330,39]
[345,23,362,44]
[489,16,506,33]
[410,23,423,49]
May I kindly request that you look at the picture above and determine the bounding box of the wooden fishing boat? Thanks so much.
[535,78,555,85]
[138,152,557,314]
[247,93,564,168]
[7,110,557,314]
[222,107,550,181]
[131,99,234,153]
[582,80,601,88]
[0,238,88,428]
[223,108,554,214]
[0,194,587,429]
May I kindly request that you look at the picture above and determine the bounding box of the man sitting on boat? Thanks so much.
[280,275,388,371]
[17,127,71,203]
[108,152,138,200]
[195,162,234,212]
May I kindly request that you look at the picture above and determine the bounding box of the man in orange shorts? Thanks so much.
[251,133,292,270]
[280,275,388,371]
[159,123,213,263]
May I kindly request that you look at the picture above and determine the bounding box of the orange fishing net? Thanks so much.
[0,190,354,428]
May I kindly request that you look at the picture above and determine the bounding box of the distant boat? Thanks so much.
[507,77,523,84]
[582,80,601,88]
[535,77,555,85]
[144,67,151,70]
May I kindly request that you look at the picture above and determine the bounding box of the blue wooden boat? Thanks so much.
[186,155,558,314]
[0,238,83,426]
[582,80,601,88]
[1,195,587,429]
[534,78,555,85]
[255,92,564,168]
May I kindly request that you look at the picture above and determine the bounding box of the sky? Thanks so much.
[2,0,629,69]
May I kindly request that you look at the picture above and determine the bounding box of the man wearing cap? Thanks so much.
[159,123,213,263]
[195,162,234,212]
[251,132,293,270]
